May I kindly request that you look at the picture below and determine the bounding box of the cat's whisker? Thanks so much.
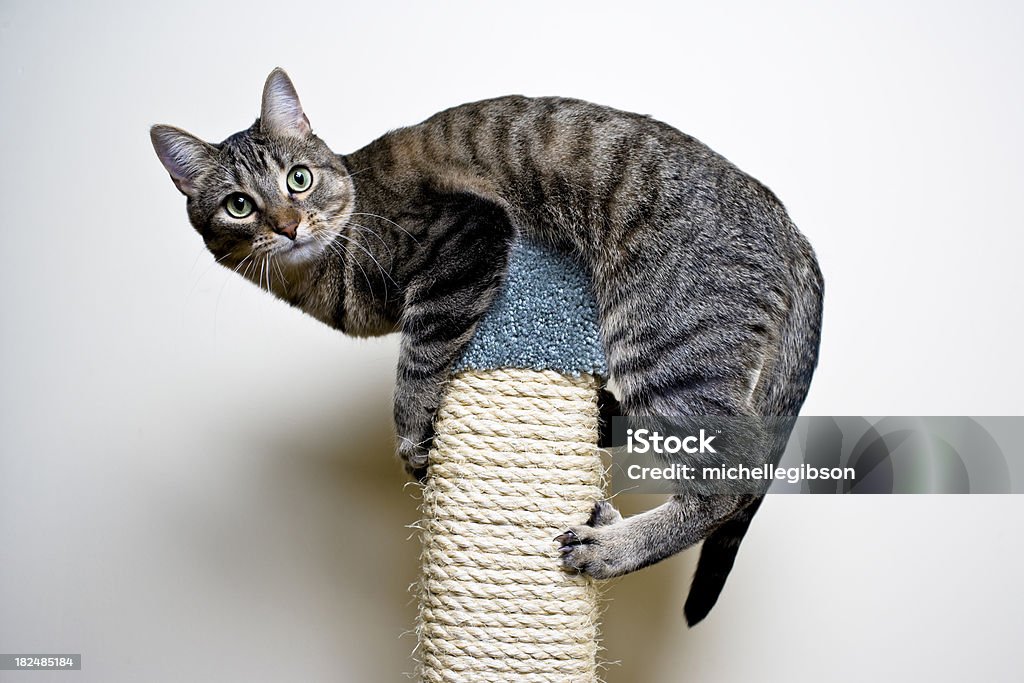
[342,232,395,284]
[317,229,389,298]
[347,222,394,260]
[242,257,259,300]
[345,167,371,179]
[315,232,374,294]
[241,253,257,281]
[334,244,375,295]
[212,275,229,338]
[335,231,394,307]
[349,211,420,245]
[212,251,251,337]
[187,244,207,277]
[321,227,397,289]
[186,250,235,305]
[231,252,255,279]
[272,254,288,288]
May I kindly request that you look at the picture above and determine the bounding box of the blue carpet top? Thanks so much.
[452,240,607,377]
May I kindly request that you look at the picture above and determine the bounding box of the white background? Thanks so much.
[1,1,1023,681]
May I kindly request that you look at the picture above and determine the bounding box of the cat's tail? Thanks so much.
[684,233,824,627]
[684,496,763,625]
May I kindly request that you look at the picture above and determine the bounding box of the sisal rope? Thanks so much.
[416,368,605,682]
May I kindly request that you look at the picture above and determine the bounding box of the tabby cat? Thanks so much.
[151,69,823,624]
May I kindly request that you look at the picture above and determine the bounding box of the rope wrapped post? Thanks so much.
[416,241,609,682]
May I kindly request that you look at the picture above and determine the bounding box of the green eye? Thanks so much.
[224,193,254,218]
[287,165,313,193]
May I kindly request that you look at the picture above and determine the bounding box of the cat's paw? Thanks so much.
[554,501,631,579]
[398,440,430,482]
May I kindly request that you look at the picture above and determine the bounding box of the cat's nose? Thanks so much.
[274,220,299,241]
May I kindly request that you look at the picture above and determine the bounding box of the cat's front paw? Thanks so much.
[555,501,632,579]
[398,439,431,482]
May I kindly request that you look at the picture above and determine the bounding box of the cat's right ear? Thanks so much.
[150,125,215,197]
[261,68,311,138]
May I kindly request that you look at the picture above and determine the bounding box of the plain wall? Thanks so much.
[1,1,1022,681]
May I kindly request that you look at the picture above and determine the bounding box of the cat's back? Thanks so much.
[353,95,803,263]
[356,95,727,179]
[416,94,719,165]
[360,95,739,208]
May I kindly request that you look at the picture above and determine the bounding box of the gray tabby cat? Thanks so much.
[151,68,823,625]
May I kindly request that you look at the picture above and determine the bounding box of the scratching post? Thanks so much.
[416,242,608,682]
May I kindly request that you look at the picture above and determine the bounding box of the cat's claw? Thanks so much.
[554,528,580,551]
[398,441,430,482]
[556,501,628,579]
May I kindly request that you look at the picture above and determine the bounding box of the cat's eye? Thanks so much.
[224,193,255,219]
[287,165,313,193]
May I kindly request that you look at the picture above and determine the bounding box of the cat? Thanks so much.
[151,68,823,625]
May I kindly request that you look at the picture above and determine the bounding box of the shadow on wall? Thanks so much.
[155,365,701,680]
[252,390,425,672]
[154,368,423,677]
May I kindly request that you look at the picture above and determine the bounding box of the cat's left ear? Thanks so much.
[261,68,311,137]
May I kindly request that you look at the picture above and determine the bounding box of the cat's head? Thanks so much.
[151,68,352,283]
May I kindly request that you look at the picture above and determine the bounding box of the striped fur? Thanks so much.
[152,69,824,624]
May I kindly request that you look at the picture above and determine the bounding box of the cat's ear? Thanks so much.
[150,125,215,196]
[261,68,311,138]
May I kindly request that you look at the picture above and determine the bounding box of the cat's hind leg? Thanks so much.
[557,493,755,579]
[558,230,782,577]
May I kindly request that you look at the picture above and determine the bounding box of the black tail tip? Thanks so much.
[683,591,717,627]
